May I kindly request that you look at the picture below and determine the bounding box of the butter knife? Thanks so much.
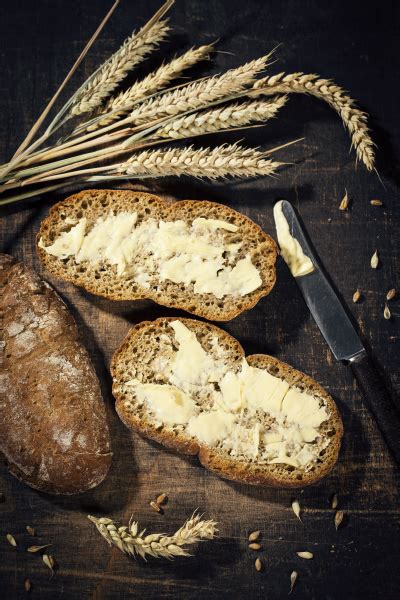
[273,200,400,464]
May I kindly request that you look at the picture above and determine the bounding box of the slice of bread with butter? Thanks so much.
[37,189,277,321]
[112,317,343,487]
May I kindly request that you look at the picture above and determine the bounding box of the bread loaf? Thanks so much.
[112,317,343,488]
[37,189,277,321]
[0,254,112,494]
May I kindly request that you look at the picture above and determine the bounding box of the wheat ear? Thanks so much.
[69,20,170,117]
[88,513,217,559]
[88,44,214,131]
[253,72,375,170]
[117,143,283,179]
[128,54,272,125]
[154,96,287,139]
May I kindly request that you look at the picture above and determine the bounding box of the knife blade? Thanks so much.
[273,200,400,464]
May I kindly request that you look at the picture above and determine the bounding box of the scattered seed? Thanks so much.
[384,304,391,320]
[352,290,361,303]
[370,250,379,269]
[150,501,162,513]
[24,578,32,592]
[296,551,313,559]
[331,493,338,509]
[291,499,302,522]
[156,493,168,506]
[335,510,344,530]
[43,554,54,573]
[289,571,298,594]
[249,542,262,551]
[26,526,35,537]
[248,530,261,542]
[255,557,263,571]
[370,199,383,206]
[27,544,51,553]
[339,189,349,210]
[6,533,17,547]
[327,217,332,223]
[387,288,396,301]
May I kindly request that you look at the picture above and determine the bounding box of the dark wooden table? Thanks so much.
[1,1,399,598]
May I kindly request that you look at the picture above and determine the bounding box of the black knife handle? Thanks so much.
[350,354,400,464]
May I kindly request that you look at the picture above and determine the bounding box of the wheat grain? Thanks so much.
[154,96,286,139]
[42,554,55,573]
[88,512,217,559]
[150,500,162,513]
[339,189,350,210]
[27,545,52,553]
[249,543,262,550]
[253,72,375,170]
[334,510,344,530]
[296,551,314,559]
[289,571,298,594]
[371,249,379,268]
[6,533,17,547]
[129,54,271,125]
[248,530,261,542]
[291,499,302,522]
[118,143,283,179]
[70,20,170,117]
[90,45,213,130]
[386,288,396,301]
[156,493,168,506]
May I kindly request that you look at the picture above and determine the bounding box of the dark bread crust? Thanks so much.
[112,317,343,488]
[0,254,112,495]
[36,189,277,321]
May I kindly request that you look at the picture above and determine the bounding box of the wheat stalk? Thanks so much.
[69,20,170,117]
[154,96,287,139]
[252,72,375,170]
[87,44,214,131]
[117,143,283,179]
[88,513,217,559]
[128,54,271,126]
[0,2,378,206]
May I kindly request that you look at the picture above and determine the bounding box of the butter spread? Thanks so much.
[122,320,331,470]
[126,381,196,425]
[282,388,328,428]
[187,411,236,446]
[168,320,222,389]
[273,201,314,277]
[39,213,262,299]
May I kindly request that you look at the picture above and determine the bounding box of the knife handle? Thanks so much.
[350,354,400,464]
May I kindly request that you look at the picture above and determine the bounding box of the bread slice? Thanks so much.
[0,254,112,495]
[111,317,343,488]
[37,189,277,321]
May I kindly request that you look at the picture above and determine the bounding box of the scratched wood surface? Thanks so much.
[0,1,399,598]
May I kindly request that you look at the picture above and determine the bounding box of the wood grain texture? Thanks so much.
[0,1,399,598]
